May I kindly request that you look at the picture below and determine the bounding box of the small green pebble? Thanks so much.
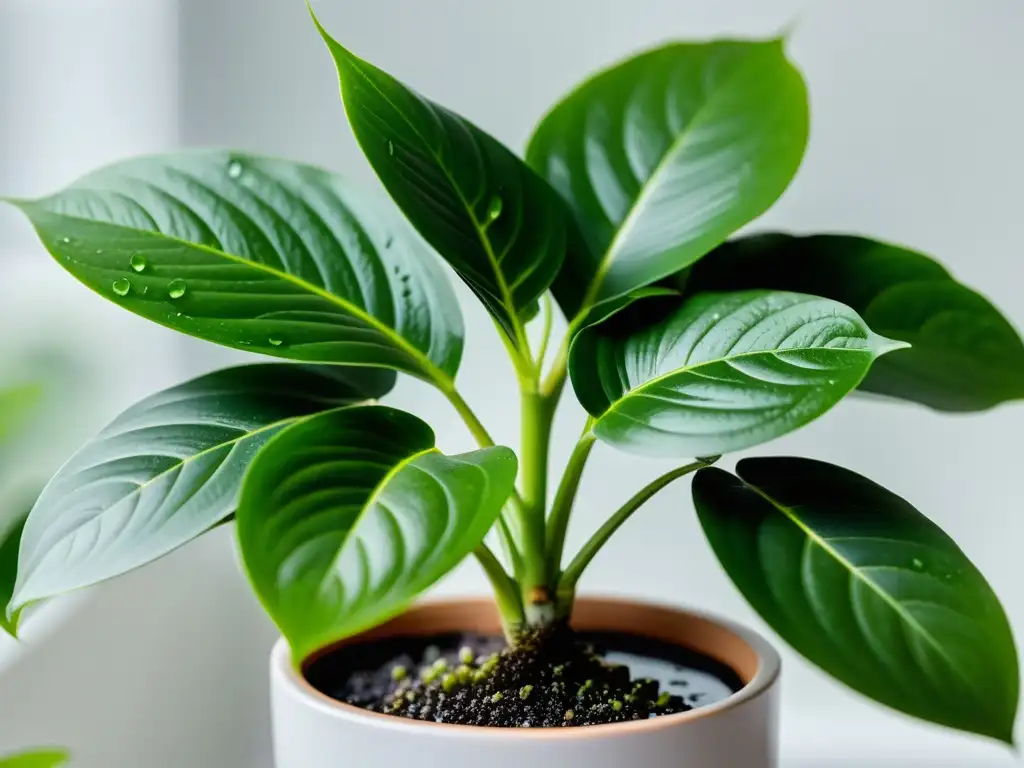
[564,709,575,721]
[432,658,448,672]
[472,669,489,684]
[405,691,417,702]
[442,673,458,693]
[422,666,441,684]
[552,664,565,678]
[456,665,473,684]
[656,691,671,707]
[459,647,475,665]
[390,665,407,682]
[611,700,623,712]
[519,685,533,700]
[624,694,636,704]
[491,692,504,703]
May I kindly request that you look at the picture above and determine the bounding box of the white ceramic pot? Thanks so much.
[270,597,781,768]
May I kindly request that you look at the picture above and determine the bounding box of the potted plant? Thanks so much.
[2,6,1021,767]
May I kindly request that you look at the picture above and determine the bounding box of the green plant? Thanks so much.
[3,7,1022,744]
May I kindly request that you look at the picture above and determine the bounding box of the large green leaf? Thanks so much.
[9,364,391,613]
[526,40,809,319]
[312,11,573,348]
[569,291,905,457]
[237,405,517,661]
[6,151,463,384]
[694,458,1019,743]
[687,233,1024,411]
[0,750,68,768]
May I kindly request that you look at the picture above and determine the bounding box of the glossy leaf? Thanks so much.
[312,11,572,346]
[694,458,1019,743]
[0,750,68,768]
[7,151,463,383]
[9,364,391,612]
[0,508,27,636]
[570,291,905,457]
[687,233,1024,411]
[237,405,517,661]
[527,40,809,318]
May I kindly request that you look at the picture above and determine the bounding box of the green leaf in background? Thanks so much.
[237,405,518,661]
[9,364,392,613]
[569,291,905,457]
[6,151,463,385]
[0,509,28,636]
[527,40,809,318]
[312,11,573,350]
[686,233,1024,411]
[694,458,1019,743]
[0,384,43,446]
[0,750,68,768]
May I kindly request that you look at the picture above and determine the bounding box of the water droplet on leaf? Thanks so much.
[385,235,394,249]
[269,338,283,347]
[168,279,188,299]
[387,140,395,156]
[227,161,243,179]
[486,195,503,222]
[60,237,71,245]
[911,558,924,571]
[112,278,131,297]
[130,253,147,272]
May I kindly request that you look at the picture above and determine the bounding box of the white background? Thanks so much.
[0,0,1022,765]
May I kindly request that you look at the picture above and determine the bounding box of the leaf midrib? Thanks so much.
[596,343,873,423]
[30,206,455,389]
[743,480,993,716]
[582,47,773,311]
[338,52,529,350]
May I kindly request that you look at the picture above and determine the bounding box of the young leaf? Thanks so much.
[694,458,1019,743]
[311,11,572,348]
[569,291,906,457]
[687,233,1024,411]
[527,40,809,318]
[9,364,391,613]
[237,405,517,661]
[0,750,69,768]
[6,152,463,384]
[0,510,28,636]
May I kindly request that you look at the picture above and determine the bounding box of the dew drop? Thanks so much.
[60,237,72,245]
[402,288,413,300]
[269,338,284,347]
[227,160,244,179]
[142,286,149,295]
[387,140,395,157]
[95,248,104,255]
[911,557,924,571]
[130,253,148,272]
[112,278,131,297]
[168,279,188,300]
[486,195,504,222]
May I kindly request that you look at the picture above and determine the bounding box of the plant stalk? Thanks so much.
[545,420,597,576]
[474,544,524,641]
[557,459,714,604]
[518,388,556,621]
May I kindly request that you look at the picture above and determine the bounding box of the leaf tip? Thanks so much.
[873,334,912,356]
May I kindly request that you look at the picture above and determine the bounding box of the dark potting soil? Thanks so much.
[305,624,743,728]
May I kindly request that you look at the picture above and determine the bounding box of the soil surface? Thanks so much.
[305,624,742,728]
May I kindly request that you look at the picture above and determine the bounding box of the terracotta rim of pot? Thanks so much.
[272,595,781,739]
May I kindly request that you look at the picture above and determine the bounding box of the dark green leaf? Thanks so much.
[312,11,572,347]
[237,405,517,660]
[7,151,462,383]
[0,750,69,768]
[9,364,391,612]
[527,40,809,318]
[0,508,27,637]
[570,291,905,457]
[687,233,1024,411]
[694,458,1019,743]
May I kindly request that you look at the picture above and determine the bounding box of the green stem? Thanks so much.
[474,544,524,641]
[519,388,556,615]
[558,459,714,599]
[545,420,597,577]
[535,294,554,374]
